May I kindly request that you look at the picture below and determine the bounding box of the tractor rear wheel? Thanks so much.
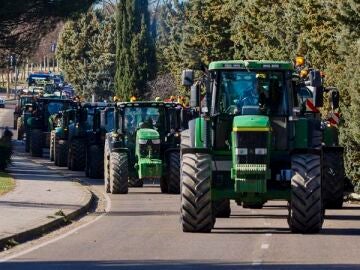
[109,152,128,194]
[88,145,104,179]
[104,144,110,193]
[55,139,68,167]
[13,115,18,130]
[213,199,231,218]
[17,118,23,140]
[322,149,345,209]
[68,139,86,171]
[181,153,214,233]
[49,131,55,161]
[129,177,144,187]
[167,152,180,194]
[288,154,323,233]
[25,131,30,152]
[160,176,168,193]
[30,129,43,157]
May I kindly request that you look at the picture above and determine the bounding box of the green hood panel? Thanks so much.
[233,115,270,130]
[137,128,160,140]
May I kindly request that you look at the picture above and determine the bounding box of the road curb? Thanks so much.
[0,185,94,251]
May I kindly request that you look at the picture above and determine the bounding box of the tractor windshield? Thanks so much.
[123,106,165,135]
[47,102,66,115]
[217,70,288,115]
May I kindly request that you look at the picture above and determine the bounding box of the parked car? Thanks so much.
[0,98,5,108]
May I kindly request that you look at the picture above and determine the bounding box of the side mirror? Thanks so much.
[314,86,324,107]
[190,84,201,108]
[181,69,194,87]
[308,70,322,87]
[330,89,340,109]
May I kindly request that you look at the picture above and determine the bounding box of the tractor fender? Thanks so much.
[180,118,210,155]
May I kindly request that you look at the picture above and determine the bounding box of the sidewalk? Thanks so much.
[0,142,93,250]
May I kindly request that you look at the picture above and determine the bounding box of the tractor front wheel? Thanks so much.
[288,154,323,233]
[109,152,128,194]
[68,139,86,171]
[49,131,55,161]
[55,139,68,167]
[30,129,43,157]
[167,152,180,194]
[88,145,104,179]
[213,199,231,218]
[104,144,110,193]
[181,153,214,233]
[129,177,144,187]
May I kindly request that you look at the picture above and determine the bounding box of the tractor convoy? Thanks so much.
[14,58,345,234]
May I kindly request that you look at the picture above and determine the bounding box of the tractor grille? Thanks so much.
[139,140,160,158]
[234,131,268,164]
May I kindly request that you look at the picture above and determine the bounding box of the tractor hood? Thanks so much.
[137,128,160,140]
[233,115,270,131]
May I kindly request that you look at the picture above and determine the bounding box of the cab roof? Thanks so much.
[116,101,181,108]
[209,60,294,71]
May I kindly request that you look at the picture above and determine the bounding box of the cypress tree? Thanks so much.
[115,0,156,100]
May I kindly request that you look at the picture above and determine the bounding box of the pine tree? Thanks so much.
[115,0,156,100]
[56,11,116,99]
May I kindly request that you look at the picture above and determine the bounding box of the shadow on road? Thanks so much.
[1,261,359,270]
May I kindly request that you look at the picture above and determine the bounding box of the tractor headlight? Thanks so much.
[139,139,148,144]
[152,139,160,144]
[236,148,248,155]
[255,148,267,155]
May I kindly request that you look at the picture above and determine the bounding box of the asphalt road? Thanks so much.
[0,104,359,270]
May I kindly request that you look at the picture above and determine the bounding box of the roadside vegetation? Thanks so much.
[0,172,15,196]
[0,0,358,191]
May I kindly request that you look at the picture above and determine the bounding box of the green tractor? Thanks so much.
[104,101,183,194]
[179,60,343,234]
[26,97,73,157]
[52,103,103,171]
[14,95,35,139]
[85,104,114,178]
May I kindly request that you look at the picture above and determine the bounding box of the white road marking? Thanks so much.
[0,189,111,263]
[261,243,269,249]
[252,260,263,265]
[265,233,272,237]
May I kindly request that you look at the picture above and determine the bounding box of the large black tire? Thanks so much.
[17,118,24,140]
[213,199,231,218]
[288,154,323,233]
[180,129,191,149]
[87,145,104,179]
[25,131,30,152]
[68,139,86,171]
[181,153,214,233]
[167,152,180,194]
[13,115,18,130]
[104,143,110,193]
[109,152,128,194]
[160,176,168,193]
[49,131,55,161]
[129,177,144,187]
[322,149,345,209]
[30,129,43,157]
[55,139,68,167]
